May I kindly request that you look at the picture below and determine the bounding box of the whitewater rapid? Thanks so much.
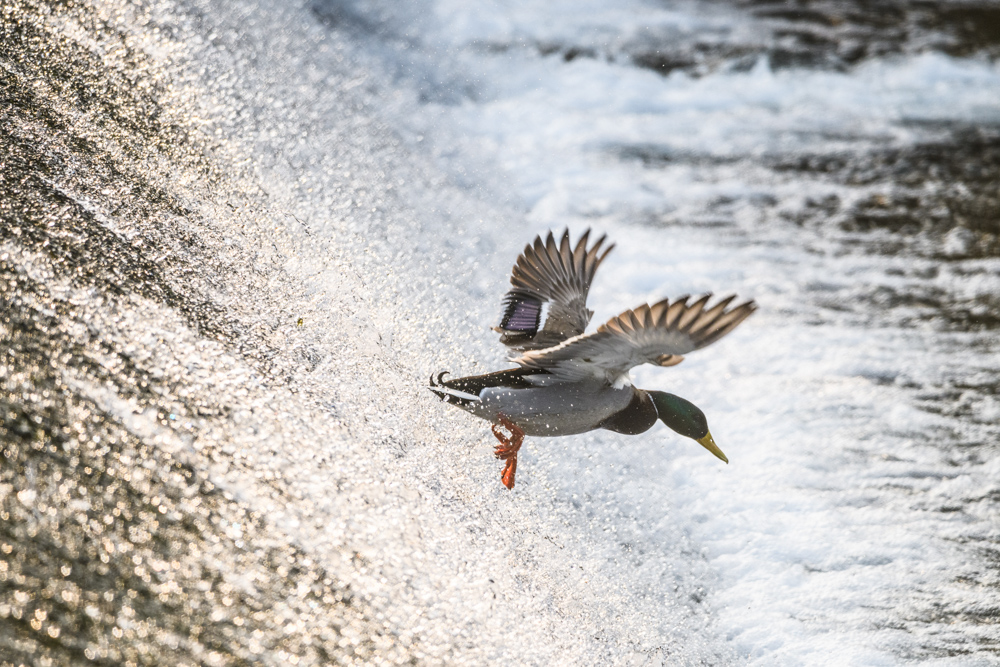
[329,1,1000,663]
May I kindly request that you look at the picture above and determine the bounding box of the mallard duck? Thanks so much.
[430,229,756,489]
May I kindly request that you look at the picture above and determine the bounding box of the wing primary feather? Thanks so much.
[544,231,558,272]
[689,294,737,334]
[533,235,546,266]
[602,318,624,336]
[511,263,544,292]
[628,307,643,331]
[677,294,712,331]
[702,300,752,336]
[649,298,670,326]
[642,304,655,328]
[558,229,573,276]
[585,235,610,284]
[664,295,690,327]
[573,229,591,278]
[697,301,757,347]
[595,242,614,282]
[619,311,631,332]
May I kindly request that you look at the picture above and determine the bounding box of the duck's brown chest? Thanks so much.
[598,389,658,435]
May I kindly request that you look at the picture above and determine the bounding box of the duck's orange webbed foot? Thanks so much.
[491,414,525,490]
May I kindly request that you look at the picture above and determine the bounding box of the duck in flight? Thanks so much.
[429,229,756,489]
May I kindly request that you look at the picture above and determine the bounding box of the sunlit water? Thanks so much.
[2,0,999,664]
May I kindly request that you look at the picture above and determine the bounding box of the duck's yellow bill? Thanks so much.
[697,431,728,464]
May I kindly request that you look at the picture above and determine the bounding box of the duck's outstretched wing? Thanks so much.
[513,294,756,383]
[495,228,614,351]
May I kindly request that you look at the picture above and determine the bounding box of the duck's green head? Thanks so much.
[647,390,728,464]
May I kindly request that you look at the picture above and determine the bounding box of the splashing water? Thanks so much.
[3,0,1000,665]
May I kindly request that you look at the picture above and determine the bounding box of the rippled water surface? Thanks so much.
[2,0,999,665]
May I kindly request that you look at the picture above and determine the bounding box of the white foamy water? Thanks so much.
[310,0,1000,664]
[80,0,1000,663]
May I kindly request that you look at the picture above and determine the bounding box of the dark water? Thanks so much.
[628,0,1000,75]
[3,0,1000,664]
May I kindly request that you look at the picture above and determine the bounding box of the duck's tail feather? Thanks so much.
[429,371,481,407]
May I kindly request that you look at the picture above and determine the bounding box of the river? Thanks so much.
[2,0,999,664]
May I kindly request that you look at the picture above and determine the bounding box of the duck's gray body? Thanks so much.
[473,383,632,436]
[429,367,660,437]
